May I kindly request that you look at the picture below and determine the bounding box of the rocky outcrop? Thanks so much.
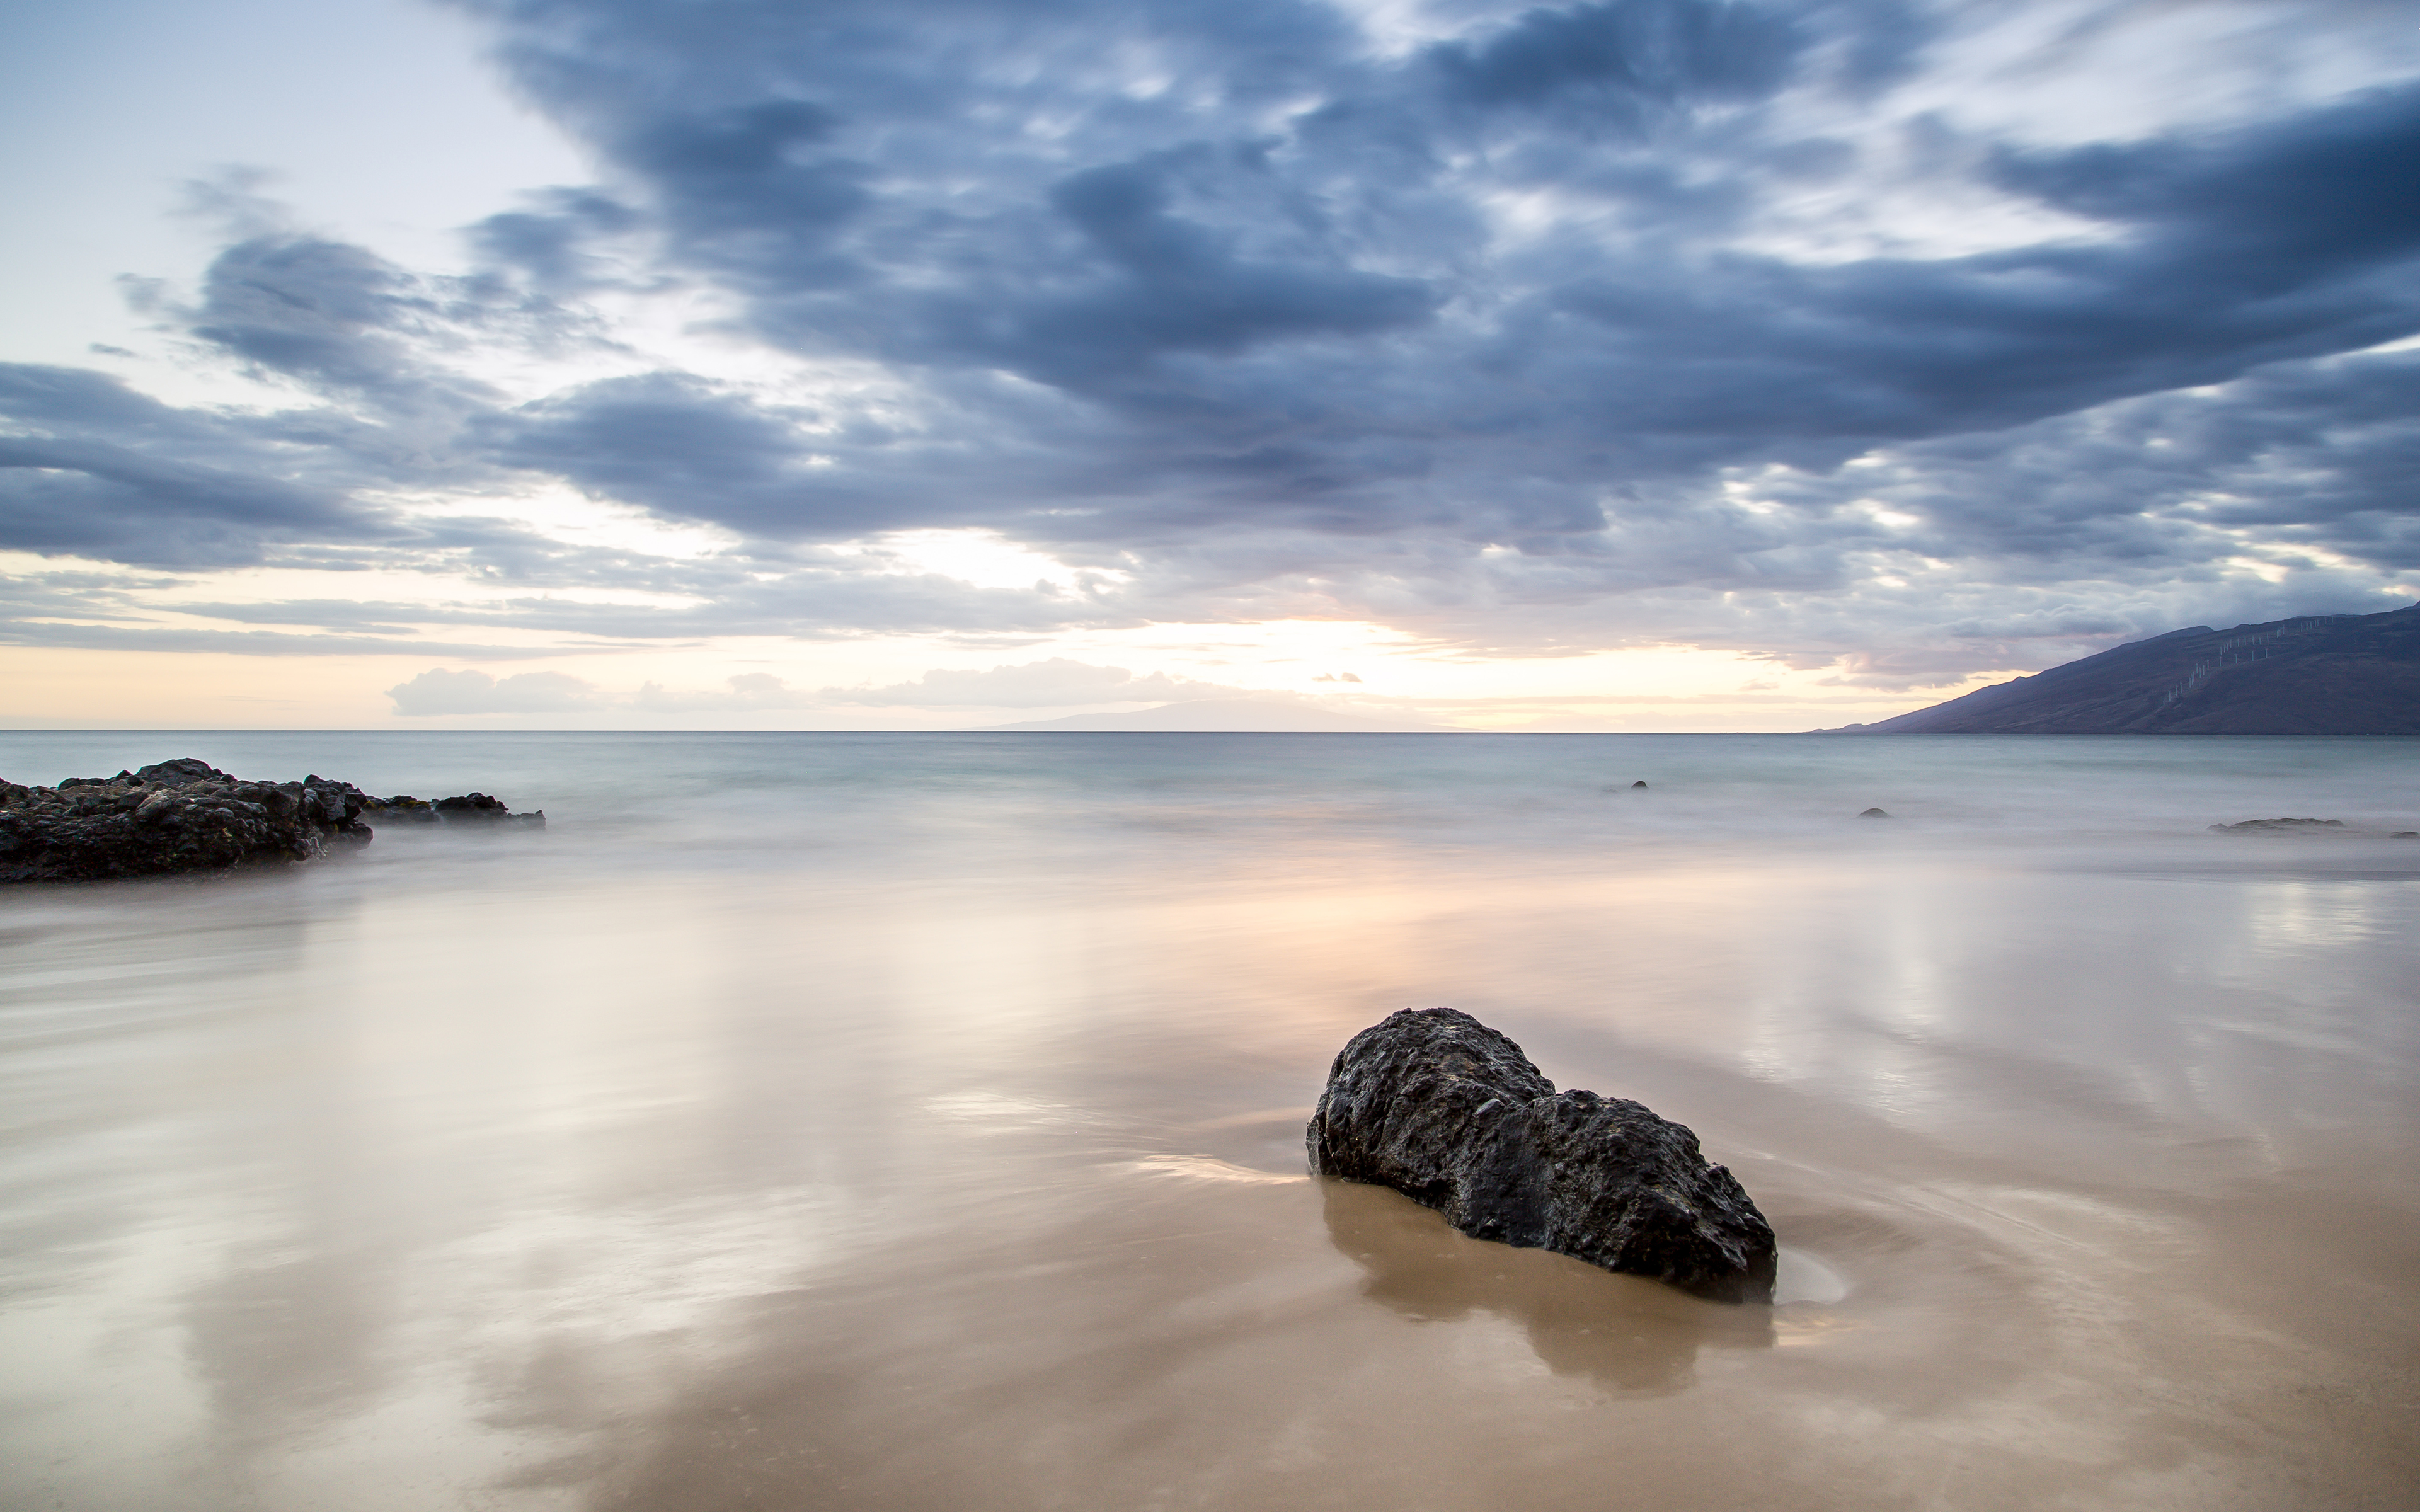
[0,757,542,883]
[1307,1008,1777,1303]
[376,792,545,827]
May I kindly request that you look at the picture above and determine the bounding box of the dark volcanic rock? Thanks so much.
[380,793,545,828]
[0,758,540,883]
[1307,1008,1777,1303]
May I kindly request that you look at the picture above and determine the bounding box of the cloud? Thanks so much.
[406,660,1270,718]
[821,658,1245,708]
[631,672,813,711]
[1428,0,1806,122]
[0,364,400,567]
[934,149,1442,388]
[468,188,641,292]
[477,372,886,536]
[469,3,2420,470]
[10,0,2420,686]
[387,667,605,715]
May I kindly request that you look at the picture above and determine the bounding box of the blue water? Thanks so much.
[2,733,2414,1509]
[7,730,2416,861]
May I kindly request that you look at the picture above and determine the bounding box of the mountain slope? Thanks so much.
[984,699,1447,733]
[1830,603,2420,734]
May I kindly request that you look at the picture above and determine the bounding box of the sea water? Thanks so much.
[1,732,2415,1510]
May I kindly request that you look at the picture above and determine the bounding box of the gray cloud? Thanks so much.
[476,372,884,535]
[4,0,2415,682]
[0,364,398,567]
[469,188,641,292]
[1428,0,1808,120]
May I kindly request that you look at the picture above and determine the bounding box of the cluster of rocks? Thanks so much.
[0,757,542,883]
[1308,1007,1778,1303]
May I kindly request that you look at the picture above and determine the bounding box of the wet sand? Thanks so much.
[1,735,2415,1509]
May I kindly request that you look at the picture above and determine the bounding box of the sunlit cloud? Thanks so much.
[4,0,2417,726]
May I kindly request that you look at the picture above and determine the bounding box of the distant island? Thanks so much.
[1825,602,2420,734]
[987,698,1447,733]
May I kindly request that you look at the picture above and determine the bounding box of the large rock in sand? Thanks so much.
[1307,1007,1777,1303]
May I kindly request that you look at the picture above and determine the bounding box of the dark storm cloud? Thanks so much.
[1988,80,2420,275]
[1428,0,1806,119]
[189,236,440,393]
[1508,83,2420,454]
[13,0,2419,677]
[0,365,399,567]
[615,100,869,292]
[941,151,1441,386]
[445,0,2420,530]
[474,372,898,534]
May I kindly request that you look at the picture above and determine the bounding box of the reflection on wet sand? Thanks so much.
[1321,1177,1772,1394]
[3,732,2417,1510]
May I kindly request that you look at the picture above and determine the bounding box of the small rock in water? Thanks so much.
[1631,780,1649,789]
[2208,818,2347,833]
[1306,1007,1777,1303]
[2393,832,2419,839]
[1859,806,1890,818]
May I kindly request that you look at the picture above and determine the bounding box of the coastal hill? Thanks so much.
[1827,602,2420,734]
[987,698,1445,733]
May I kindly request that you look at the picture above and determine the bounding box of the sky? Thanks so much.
[3,0,2417,731]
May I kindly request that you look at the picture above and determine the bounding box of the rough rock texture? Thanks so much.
[1307,1008,1778,1303]
[0,757,542,883]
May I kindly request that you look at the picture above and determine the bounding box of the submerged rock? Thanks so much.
[0,758,541,883]
[1306,1007,1777,1303]
[372,792,546,828]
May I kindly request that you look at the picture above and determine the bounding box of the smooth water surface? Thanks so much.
[3,733,2416,1509]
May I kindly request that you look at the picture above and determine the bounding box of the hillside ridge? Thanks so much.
[1826,603,2420,734]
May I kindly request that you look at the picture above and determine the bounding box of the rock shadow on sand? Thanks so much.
[1321,1177,1772,1395]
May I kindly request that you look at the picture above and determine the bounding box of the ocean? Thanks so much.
[3,731,2416,1510]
